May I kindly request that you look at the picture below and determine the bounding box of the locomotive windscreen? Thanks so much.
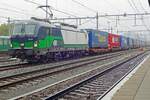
[13,24,36,35]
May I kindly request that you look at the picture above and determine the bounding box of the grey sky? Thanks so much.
[0,0,148,17]
[0,0,150,39]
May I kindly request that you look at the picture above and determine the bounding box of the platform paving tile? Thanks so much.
[114,89,137,96]
[134,65,150,100]
[134,96,150,100]
[112,96,134,100]
[112,55,150,100]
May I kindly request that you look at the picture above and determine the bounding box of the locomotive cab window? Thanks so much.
[13,24,23,35]
[51,27,61,37]
[25,24,36,35]
[13,24,36,35]
[38,27,50,39]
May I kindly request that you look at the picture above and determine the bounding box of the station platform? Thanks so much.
[112,54,150,100]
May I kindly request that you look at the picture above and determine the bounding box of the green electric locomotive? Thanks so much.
[9,20,88,62]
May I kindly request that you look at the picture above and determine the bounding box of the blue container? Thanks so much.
[141,40,145,47]
[133,39,138,48]
[138,39,141,47]
[128,38,134,48]
[87,29,108,48]
[133,39,137,48]
[120,36,129,49]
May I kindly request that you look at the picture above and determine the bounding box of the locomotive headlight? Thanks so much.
[34,41,38,47]
[10,43,12,48]
[20,43,24,47]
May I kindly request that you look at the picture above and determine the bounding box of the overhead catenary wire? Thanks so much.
[0,2,41,18]
[71,0,97,13]
[71,0,111,30]
[133,1,150,31]
[51,7,77,17]
[102,0,126,32]
[127,0,138,12]
[0,16,9,19]
[129,0,140,12]
[2,0,147,34]
[24,0,77,17]
[0,7,29,16]
[138,0,147,13]
[71,0,114,28]
[1,2,31,14]
[0,6,41,18]
[103,0,121,13]
[128,0,150,32]
[141,16,150,31]
[25,0,123,31]
[79,19,96,26]
[0,15,19,24]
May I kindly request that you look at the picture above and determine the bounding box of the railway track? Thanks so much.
[11,51,146,100]
[0,62,29,71]
[0,52,144,100]
[0,51,126,90]
[0,50,129,72]
[0,50,144,99]
[0,51,138,72]
[0,57,17,62]
[0,52,8,57]
[0,57,10,62]
[45,52,147,100]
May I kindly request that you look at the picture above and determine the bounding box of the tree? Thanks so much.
[0,24,9,36]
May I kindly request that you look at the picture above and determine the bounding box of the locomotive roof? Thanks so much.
[13,20,55,27]
[12,20,83,32]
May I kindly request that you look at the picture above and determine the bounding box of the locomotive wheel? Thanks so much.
[54,52,62,61]
[41,55,49,63]
[27,59,39,64]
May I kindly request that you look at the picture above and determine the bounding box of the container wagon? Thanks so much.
[120,36,129,49]
[133,39,135,48]
[128,38,134,49]
[86,29,109,53]
[133,39,138,48]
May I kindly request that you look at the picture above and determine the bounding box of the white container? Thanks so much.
[61,25,88,48]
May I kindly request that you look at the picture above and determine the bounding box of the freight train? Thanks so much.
[9,20,146,63]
